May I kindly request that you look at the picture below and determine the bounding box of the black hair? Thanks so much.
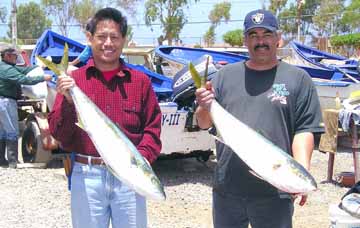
[0,48,16,59]
[85,18,92,32]
[87,7,128,37]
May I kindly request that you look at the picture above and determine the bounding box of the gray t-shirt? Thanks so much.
[212,61,323,197]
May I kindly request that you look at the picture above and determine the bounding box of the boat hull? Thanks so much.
[314,80,360,109]
[289,41,359,82]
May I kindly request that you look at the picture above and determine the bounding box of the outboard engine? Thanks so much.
[171,55,219,108]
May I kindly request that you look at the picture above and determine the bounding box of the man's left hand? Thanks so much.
[291,193,307,206]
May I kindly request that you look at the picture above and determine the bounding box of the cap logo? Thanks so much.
[251,13,264,24]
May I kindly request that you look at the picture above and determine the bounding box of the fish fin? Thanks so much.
[212,134,224,143]
[188,55,212,88]
[208,127,224,143]
[249,169,266,181]
[189,62,202,88]
[75,117,85,130]
[36,56,62,76]
[202,55,210,85]
[130,155,138,166]
[60,43,69,72]
[272,163,282,170]
[36,43,70,77]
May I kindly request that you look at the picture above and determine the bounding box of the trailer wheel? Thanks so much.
[22,120,51,163]
[195,150,213,163]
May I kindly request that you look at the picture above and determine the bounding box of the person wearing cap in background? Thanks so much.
[69,18,93,68]
[0,46,52,168]
[195,9,323,228]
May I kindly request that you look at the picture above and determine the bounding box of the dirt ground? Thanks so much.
[148,146,355,228]
[3,138,356,228]
[293,147,353,228]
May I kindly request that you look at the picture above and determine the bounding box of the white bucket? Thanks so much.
[329,204,360,228]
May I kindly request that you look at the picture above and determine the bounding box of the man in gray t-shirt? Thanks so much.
[195,9,323,228]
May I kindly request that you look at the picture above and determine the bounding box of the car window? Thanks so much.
[16,54,26,66]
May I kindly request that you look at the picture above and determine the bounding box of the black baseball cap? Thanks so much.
[244,9,279,34]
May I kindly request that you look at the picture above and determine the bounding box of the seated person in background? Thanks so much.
[69,18,92,71]
[69,44,92,67]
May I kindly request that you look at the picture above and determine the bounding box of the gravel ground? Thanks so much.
[0,146,356,228]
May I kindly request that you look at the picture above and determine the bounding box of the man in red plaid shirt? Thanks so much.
[48,7,162,228]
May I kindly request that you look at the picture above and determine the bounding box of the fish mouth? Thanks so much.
[154,193,166,201]
[148,189,166,201]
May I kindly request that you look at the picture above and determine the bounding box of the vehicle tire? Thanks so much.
[21,120,51,163]
[195,150,213,163]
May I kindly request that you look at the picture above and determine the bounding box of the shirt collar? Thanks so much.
[84,58,131,80]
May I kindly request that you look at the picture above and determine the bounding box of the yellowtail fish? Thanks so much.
[38,44,166,200]
[189,56,317,194]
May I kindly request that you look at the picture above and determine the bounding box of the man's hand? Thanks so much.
[44,74,53,81]
[195,81,215,111]
[291,193,307,206]
[67,65,78,75]
[56,75,75,103]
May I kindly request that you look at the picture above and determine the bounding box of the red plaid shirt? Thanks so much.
[48,59,162,163]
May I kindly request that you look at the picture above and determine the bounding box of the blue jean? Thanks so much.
[0,97,19,140]
[213,190,294,228]
[71,162,147,228]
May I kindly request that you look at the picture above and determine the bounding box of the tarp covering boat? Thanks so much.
[31,29,173,105]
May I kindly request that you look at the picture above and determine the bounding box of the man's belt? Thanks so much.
[75,154,105,166]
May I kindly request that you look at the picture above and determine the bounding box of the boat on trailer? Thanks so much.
[155,45,360,109]
[288,41,360,82]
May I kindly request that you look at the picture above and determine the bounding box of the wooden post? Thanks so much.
[351,120,360,183]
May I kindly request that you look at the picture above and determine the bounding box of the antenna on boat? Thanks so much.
[334,66,360,83]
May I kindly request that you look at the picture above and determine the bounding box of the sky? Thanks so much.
[0,0,267,46]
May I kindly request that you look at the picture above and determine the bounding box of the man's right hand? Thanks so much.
[56,75,75,103]
[195,81,215,111]
[44,74,53,81]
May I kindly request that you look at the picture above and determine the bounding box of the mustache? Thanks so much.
[254,44,270,50]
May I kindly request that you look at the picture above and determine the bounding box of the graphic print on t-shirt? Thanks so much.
[267,83,289,105]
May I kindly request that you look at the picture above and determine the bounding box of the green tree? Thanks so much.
[144,0,198,45]
[223,29,243,47]
[7,2,51,42]
[268,0,287,15]
[313,0,345,37]
[278,4,297,38]
[41,0,76,36]
[42,0,140,37]
[124,25,134,47]
[208,2,231,26]
[73,0,102,30]
[203,2,231,47]
[0,6,6,23]
[127,25,133,42]
[110,0,142,17]
[341,0,360,33]
[203,25,215,47]
[275,0,321,39]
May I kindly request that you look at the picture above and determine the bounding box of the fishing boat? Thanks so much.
[155,45,249,76]
[155,45,360,109]
[312,79,360,109]
[31,29,173,110]
[288,41,360,82]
